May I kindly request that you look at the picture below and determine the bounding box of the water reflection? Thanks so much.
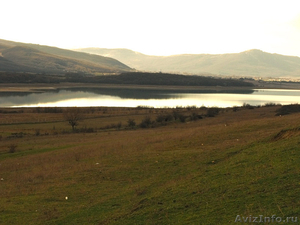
[0,87,299,108]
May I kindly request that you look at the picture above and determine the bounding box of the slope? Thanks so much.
[0,106,300,224]
[0,56,32,72]
[2,46,118,74]
[0,39,132,74]
[76,48,300,78]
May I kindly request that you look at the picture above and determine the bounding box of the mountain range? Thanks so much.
[1,38,300,79]
[75,48,300,78]
[0,39,132,74]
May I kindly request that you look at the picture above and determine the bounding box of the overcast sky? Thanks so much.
[1,0,300,56]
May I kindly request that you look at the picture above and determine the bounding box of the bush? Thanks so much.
[275,104,300,116]
[156,114,173,123]
[43,107,63,113]
[127,118,136,128]
[206,108,220,117]
[136,105,154,109]
[117,122,122,130]
[264,102,280,107]
[156,115,165,123]
[186,105,197,110]
[190,112,203,121]
[140,116,152,128]
[9,132,25,138]
[242,103,255,109]
[178,114,186,123]
[79,127,94,133]
[35,129,40,136]
[8,144,17,153]
[172,110,180,120]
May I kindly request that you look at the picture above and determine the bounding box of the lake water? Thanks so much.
[0,87,299,108]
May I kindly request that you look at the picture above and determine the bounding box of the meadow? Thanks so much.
[0,104,300,224]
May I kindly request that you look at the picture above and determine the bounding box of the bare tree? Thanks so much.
[63,107,83,131]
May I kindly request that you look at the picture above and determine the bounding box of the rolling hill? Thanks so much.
[0,39,132,74]
[75,48,300,78]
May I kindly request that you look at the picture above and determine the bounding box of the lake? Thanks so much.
[0,87,299,108]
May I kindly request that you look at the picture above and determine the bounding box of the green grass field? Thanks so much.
[0,105,299,224]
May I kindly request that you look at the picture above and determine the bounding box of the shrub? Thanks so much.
[44,107,63,113]
[178,114,186,123]
[140,116,152,128]
[8,144,17,153]
[82,127,94,133]
[206,107,220,117]
[242,103,254,109]
[165,114,174,122]
[117,122,122,130]
[35,129,40,136]
[9,132,24,138]
[172,110,186,122]
[156,114,165,123]
[264,102,280,107]
[136,105,154,109]
[186,105,197,110]
[172,110,180,120]
[232,107,239,112]
[190,112,203,121]
[156,114,173,123]
[275,104,300,116]
[127,118,136,128]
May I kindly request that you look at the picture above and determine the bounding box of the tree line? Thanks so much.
[0,72,254,87]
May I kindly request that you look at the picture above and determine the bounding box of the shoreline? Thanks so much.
[0,81,299,93]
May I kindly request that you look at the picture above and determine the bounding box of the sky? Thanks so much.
[1,0,300,56]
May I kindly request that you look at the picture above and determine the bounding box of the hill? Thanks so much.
[0,57,31,72]
[75,48,300,78]
[0,39,132,74]
[0,105,300,224]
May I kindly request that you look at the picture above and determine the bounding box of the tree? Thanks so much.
[63,107,83,131]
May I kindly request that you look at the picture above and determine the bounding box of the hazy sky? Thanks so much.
[1,0,300,56]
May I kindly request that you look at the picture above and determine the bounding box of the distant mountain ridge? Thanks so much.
[0,39,132,74]
[75,48,300,78]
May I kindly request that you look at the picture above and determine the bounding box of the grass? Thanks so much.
[0,105,300,224]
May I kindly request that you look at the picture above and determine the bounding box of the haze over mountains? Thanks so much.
[75,48,300,79]
[1,38,300,79]
[0,39,132,74]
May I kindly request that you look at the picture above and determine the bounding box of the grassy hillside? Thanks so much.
[0,57,31,72]
[0,105,300,224]
[2,46,116,74]
[0,39,132,74]
[76,48,300,78]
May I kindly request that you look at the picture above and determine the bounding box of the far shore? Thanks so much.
[0,81,299,93]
